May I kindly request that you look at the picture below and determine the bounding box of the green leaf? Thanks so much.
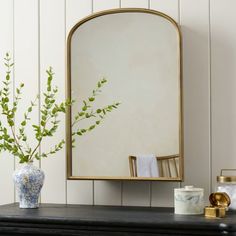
[8,120,14,127]
[102,79,107,83]
[89,97,95,102]
[42,115,47,121]
[89,125,95,131]
[51,109,57,115]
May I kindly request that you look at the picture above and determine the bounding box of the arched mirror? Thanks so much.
[66,8,183,181]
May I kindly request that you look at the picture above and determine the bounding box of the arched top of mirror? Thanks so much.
[66,8,183,181]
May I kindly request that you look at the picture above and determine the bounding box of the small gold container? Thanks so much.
[205,206,226,218]
[204,192,231,218]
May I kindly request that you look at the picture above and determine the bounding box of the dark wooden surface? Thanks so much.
[0,203,235,235]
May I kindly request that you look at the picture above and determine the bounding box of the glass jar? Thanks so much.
[217,169,236,210]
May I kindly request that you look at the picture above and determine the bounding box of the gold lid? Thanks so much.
[217,169,236,183]
[209,192,231,207]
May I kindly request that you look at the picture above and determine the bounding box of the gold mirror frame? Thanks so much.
[66,8,183,181]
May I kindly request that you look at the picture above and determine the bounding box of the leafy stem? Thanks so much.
[0,53,120,163]
[10,126,24,157]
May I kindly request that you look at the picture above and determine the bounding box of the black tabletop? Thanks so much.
[0,203,235,235]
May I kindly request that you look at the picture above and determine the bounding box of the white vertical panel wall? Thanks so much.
[120,0,153,207]
[92,0,122,206]
[14,0,40,202]
[180,0,211,203]
[0,0,14,204]
[0,0,235,207]
[40,0,66,204]
[66,0,93,205]
[150,0,180,207]
[211,0,236,190]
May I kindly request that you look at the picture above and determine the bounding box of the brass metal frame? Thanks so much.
[66,8,183,181]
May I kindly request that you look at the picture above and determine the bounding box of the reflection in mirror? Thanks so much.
[66,8,183,181]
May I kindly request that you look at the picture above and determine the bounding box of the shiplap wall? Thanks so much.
[0,0,233,207]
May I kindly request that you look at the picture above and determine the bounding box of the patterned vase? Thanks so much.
[13,162,45,208]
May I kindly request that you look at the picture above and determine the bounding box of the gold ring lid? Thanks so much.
[209,192,231,208]
[217,169,236,183]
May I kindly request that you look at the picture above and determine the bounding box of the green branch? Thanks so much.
[0,53,120,164]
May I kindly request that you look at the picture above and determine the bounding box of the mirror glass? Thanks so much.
[66,9,183,180]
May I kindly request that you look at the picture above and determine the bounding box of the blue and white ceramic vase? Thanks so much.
[13,162,45,208]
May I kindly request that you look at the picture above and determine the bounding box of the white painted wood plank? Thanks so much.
[66,0,94,204]
[67,181,93,204]
[93,0,120,12]
[40,0,66,203]
[122,182,150,206]
[94,181,121,205]
[66,0,92,35]
[92,0,122,206]
[151,182,176,207]
[150,0,180,207]
[150,0,179,23]
[0,0,14,205]
[211,0,236,192]
[180,0,210,202]
[120,0,150,207]
[14,0,39,201]
[120,0,148,8]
